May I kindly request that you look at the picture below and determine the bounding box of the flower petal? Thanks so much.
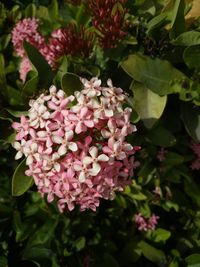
[52,135,63,144]
[79,171,86,183]
[68,142,78,152]
[91,162,101,175]
[15,151,23,160]
[83,156,93,165]
[89,146,98,158]
[58,145,67,156]
[97,154,109,162]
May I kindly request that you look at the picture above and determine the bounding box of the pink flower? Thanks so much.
[147,214,160,231]
[190,142,200,170]
[12,115,29,140]
[89,0,128,48]
[134,213,159,231]
[19,57,32,83]
[12,18,45,57]
[12,77,139,212]
[157,147,167,162]
[52,130,78,155]
[83,146,109,175]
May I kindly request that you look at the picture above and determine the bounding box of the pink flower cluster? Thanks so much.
[157,147,167,162]
[41,25,94,68]
[190,142,200,170]
[134,213,159,231]
[11,18,45,83]
[12,77,139,212]
[89,0,128,48]
[11,17,45,57]
[11,18,94,82]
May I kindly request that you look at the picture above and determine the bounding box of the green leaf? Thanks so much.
[151,228,171,243]
[185,254,200,267]
[6,109,28,118]
[172,31,200,46]
[61,72,83,95]
[48,0,58,19]
[22,246,53,261]
[12,159,34,196]
[147,13,168,33]
[27,217,58,247]
[181,102,200,142]
[7,86,24,107]
[131,82,167,128]
[184,179,200,207]
[169,0,185,38]
[74,236,86,251]
[121,54,185,95]
[22,71,39,98]
[183,45,200,69]
[139,241,166,265]
[23,42,53,88]
[96,253,120,267]
[0,53,7,98]
[147,126,176,147]
[0,257,7,267]
[24,3,36,17]
[163,152,184,165]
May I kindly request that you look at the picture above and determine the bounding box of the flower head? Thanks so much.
[11,18,45,57]
[89,0,128,48]
[12,77,139,212]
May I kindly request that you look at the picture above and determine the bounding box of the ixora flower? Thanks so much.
[190,141,200,170]
[12,77,140,212]
[134,213,159,231]
[89,0,128,48]
[11,18,45,57]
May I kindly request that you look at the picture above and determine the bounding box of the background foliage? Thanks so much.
[0,0,200,266]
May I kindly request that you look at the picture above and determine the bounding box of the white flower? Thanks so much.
[83,146,109,175]
[13,139,26,160]
[52,130,78,156]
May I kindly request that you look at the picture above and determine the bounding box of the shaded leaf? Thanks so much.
[0,257,7,267]
[185,254,200,267]
[139,241,166,265]
[172,31,200,46]
[147,126,176,147]
[27,217,58,247]
[183,45,200,69]
[23,42,53,87]
[61,72,83,95]
[12,159,34,196]
[181,102,200,142]
[163,152,184,165]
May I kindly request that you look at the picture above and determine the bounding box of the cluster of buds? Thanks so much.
[41,24,94,68]
[89,0,128,48]
[12,77,140,212]
[11,19,94,81]
[190,141,200,170]
[134,213,159,231]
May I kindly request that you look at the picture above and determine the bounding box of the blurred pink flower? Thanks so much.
[157,147,167,162]
[190,142,200,170]
[41,24,94,68]
[134,213,159,231]
[11,17,45,57]
[89,0,128,48]
[19,57,32,83]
